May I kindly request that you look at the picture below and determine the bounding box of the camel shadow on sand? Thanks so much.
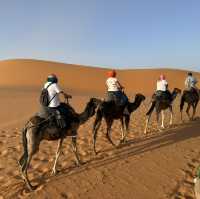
[45,118,200,184]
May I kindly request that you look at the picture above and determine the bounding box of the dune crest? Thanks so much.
[0,59,199,95]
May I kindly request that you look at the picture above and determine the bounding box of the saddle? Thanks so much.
[107,91,128,107]
[184,87,199,98]
[37,104,72,129]
[155,90,172,102]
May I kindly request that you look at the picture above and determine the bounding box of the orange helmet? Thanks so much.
[107,70,116,78]
[159,74,165,80]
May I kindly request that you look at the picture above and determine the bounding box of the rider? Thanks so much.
[156,74,171,99]
[106,70,129,114]
[185,72,199,96]
[44,74,72,127]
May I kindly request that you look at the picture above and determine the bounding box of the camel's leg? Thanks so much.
[22,154,35,191]
[192,102,198,120]
[93,111,102,155]
[19,149,27,170]
[144,101,156,134]
[106,119,115,146]
[180,110,183,121]
[19,152,28,173]
[161,110,165,128]
[51,138,63,175]
[144,113,152,134]
[169,106,173,125]
[19,127,29,171]
[186,104,191,120]
[21,128,39,191]
[156,111,162,132]
[123,115,130,141]
[120,117,125,143]
[71,136,81,166]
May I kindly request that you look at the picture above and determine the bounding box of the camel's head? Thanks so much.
[173,88,182,95]
[135,93,146,102]
[87,98,102,116]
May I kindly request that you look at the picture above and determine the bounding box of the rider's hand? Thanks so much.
[64,93,72,99]
[121,86,125,91]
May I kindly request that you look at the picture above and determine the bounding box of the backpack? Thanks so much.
[39,83,56,106]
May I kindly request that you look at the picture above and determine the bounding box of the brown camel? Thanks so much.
[180,88,199,121]
[18,98,101,190]
[144,88,181,134]
[92,94,145,154]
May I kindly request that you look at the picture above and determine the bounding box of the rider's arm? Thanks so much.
[185,78,188,87]
[60,91,72,99]
[163,80,168,90]
[193,77,198,84]
[54,84,72,99]
[116,80,124,90]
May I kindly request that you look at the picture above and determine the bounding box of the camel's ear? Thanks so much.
[90,98,102,105]
[90,98,94,102]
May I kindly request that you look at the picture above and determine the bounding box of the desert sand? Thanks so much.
[0,59,200,199]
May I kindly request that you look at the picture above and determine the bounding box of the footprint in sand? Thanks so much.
[1,150,8,156]
[192,158,199,163]
[187,162,195,170]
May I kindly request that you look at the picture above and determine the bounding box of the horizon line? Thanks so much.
[0,58,199,72]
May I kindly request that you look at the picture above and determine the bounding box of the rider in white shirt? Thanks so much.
[185,72,199,97]
[44,74,71,108]
[44,81,62,108]
[185,72,198,90]
[43,74,72,128]
[106,73,123,92]
[106,70,129,114]
[156,75,168,92]
[156,74,171,99]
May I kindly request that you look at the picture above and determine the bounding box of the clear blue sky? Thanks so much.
[0,0,200,70]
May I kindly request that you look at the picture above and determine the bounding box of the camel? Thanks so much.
[180,88,199,121]
[18,98,101,190]
[144,88,181,134]
[92,94,145,154]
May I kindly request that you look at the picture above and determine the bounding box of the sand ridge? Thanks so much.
[0,59,200,96]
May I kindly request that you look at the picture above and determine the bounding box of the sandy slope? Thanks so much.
[0,59,200,96]
[0,59,200,199]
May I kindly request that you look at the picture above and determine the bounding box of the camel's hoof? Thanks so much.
[113,143,118,148]
[27,184,37,191]
[119,139,126,145]
[51,169,58,176]
[188,116,193,121]
[75,160,83,167]
[120,139,125,143]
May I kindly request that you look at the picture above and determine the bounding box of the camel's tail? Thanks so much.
[180,95,185,112]
[146,101,156,115]
[18,125,28,167]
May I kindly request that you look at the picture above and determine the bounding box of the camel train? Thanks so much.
[18,72,199,190]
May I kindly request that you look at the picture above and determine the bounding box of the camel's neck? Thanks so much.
[171,91,178,101]
[78,104,93,125]
[128,98,143,113]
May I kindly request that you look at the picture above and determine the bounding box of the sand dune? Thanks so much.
[0,59,199,95]
[0,59,200,199]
